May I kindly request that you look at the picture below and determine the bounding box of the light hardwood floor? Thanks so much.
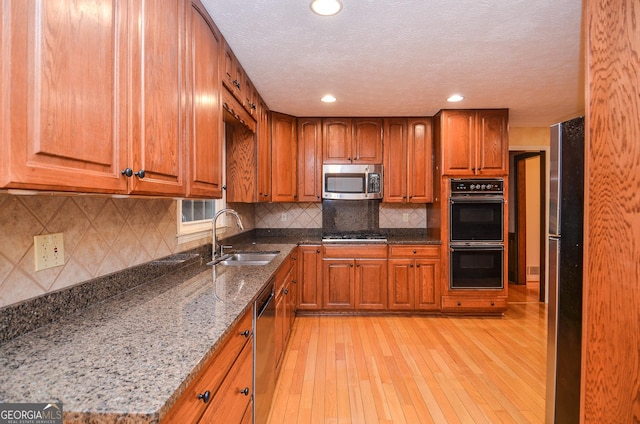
[268,290,546,423]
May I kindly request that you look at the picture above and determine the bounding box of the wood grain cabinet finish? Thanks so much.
[322,244,387,310]
[438,109,508,176]
[322,118,383,164]
[161,308,253,424]
[388,245,440,311]
[1,0,226,198]
[383,118,433,203]
[297,118,323,202]
[187,0,224,198]
[297,245,323,310]
[257,100,272,202]
[270,112,298,202]
[275,250,297,375]
[2,0,128,193]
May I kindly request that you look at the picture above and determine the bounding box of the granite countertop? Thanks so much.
[0,242,296,423]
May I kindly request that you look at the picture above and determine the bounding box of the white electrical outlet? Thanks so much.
[402,213,409,223]
[34,233,65,271]
[280,212,288,222]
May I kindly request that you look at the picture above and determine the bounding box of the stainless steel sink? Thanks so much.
[208,251,280,266]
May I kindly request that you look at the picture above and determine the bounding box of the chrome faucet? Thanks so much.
[212,208,244,258]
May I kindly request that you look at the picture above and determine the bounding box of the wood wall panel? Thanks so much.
[583,0,640,422]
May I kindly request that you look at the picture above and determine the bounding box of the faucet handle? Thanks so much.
[220,244,233,256]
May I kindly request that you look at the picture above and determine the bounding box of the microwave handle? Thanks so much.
[364,169,369,197]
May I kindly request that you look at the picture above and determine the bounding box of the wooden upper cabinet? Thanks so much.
[384,118,433,203]
[439,109,508,176]
[1,0,128,193]
[352,119,383,164]
[322,118,383,164]
[407,118,433,202]
[271,112,297,202]
[257,100,271,202]
[2,0,192,195]
[297,118,323,202]
[476,110,509,175]
[187,0,223,198]
[322,118,352,163]
[383,119,409,202]
[127,0,188,196]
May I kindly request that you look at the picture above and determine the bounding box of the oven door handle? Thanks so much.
[449,197,505,204]
[450,244,505,252]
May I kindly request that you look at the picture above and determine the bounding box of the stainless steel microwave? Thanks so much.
[322,164,383,200]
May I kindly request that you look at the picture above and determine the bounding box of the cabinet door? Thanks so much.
[388,259,414,310]
[2,0,128,193]
[128,0,187,196]
[476,110,509,176]
[441,110,475,176]
[323,259,354,309]
[187,2,223,198]
[355,259,388,310]
[271,112,297,202]
[323,118,352,163]
[199,340,253,423]
[257,100,271,201]
[275,291,286,372]
[297,118,323,202]
[298,246,323,310]
[407,118,433,202]
[383,119,408,203]
[352,118,383,164]
[415,259,440,310]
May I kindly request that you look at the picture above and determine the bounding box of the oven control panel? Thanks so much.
[451,178,504,195]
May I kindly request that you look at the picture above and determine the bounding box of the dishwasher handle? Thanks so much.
[257,290,274,318]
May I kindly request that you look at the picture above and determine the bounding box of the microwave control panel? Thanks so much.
[368,173,381,193]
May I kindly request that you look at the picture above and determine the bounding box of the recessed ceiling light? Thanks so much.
[321,94,337,103]
[447,94,464,102]
[310,0,343,16]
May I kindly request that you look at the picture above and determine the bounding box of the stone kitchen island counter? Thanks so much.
[0,242,296,423]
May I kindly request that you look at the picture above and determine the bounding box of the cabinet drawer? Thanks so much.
[323,244,387,258]
[161,309,253,423]
[442,296,507,312]
[199,339,254,423]
[388,245,440,258]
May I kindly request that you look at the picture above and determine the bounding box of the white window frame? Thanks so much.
[176,198,226,244]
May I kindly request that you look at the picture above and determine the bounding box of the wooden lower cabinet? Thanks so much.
[441,296,508,313]
[322,244,387,311]
[275,249,297,375]
[388,245,441,311]
[161,309,253,424]
[297,245,323,310]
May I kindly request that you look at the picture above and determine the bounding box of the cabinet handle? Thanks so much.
[197,390,211,404]
[121,168,133,177]
[240,329,250,337]
[356,264,360,267]
[134,169,145,179]
[413,250,417,254]
[416,264,421,268]
[284,288,289,295]
[410,264,414,268]
[347,157,351,161]
[350,264,354,268]
[292,279,297,284]
[222,185,227,190]
[491,301,495,306]
[263,193,269,197]
[457,301,462,306]
[316,249,321,253]
[240,387,250,396]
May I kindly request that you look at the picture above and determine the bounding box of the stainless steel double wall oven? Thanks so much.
[449,178,505,289]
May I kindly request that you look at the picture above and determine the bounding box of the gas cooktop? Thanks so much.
[321,233,387,243]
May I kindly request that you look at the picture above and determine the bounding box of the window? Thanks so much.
[177,199,223,244]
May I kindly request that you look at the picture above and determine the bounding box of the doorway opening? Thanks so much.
[508,150,546,303]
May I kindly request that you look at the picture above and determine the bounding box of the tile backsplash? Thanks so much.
[0,193,210,308]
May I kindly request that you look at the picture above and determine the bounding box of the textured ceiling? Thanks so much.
[202,0,584,127]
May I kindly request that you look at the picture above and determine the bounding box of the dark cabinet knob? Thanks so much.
[134,169,145,179]
[197,390,211,404]
[457,301,462,306]
[292,279,297,284]
[121,168,133,177]
[350,263,354,268]
[222,185,227,190]
[240,387,249,396]
[413,250,417,254]
[263,193,269,197]
[410,264,414,268]
[490,301,495,306]
[416,264,421,268]
[316,249,321,253]
[284,288,289,295]
[347,157,351,161]
[240,329,250,337]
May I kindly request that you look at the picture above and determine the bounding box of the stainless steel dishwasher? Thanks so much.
[254,279,276,424]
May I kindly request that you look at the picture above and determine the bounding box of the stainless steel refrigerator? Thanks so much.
[546,116,584,423]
